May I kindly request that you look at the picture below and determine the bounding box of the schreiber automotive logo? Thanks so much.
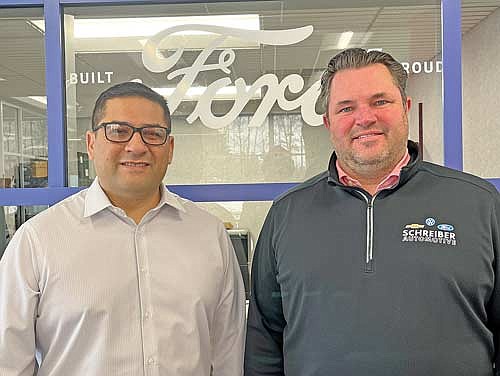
[401,217,457,246]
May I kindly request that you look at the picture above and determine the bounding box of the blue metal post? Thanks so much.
[441,0,463,171]
[44,0,67,187]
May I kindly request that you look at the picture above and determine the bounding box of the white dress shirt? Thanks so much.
[0,178,246,376]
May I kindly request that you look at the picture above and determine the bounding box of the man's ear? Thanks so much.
[323,114,331,130]
[405,97,412,112]
[167,136,174,164]
[86,131,96,160]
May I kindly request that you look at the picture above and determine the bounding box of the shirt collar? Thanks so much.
[83,177,186,218]
[336,149,410,193]
[158,183,187,213]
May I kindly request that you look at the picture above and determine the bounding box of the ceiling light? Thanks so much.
[153,86,261,101]
[29,96,47,105]
[0,77,6,81]
[12,96,47,109]
[31,14,260,39]
[337,31,354,49]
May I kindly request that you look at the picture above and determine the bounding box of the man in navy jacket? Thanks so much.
[244,48,500,376]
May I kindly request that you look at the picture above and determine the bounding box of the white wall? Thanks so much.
[407,67,443,164]
[462,6,500,178]
[406,6,500,178]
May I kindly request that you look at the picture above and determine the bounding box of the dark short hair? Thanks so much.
[319,48,408,115]
[91,81,171,130]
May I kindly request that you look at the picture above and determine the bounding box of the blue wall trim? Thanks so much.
[0,0,43,5]
[0,187,81,205]
[441,0,463,170]
[44,0,67,187]
[0,183,298,205]
[59,0,249,4]
[168,183,297,202]
[0,179,496,207]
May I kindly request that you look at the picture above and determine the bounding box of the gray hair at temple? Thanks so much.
[319,48,408,116]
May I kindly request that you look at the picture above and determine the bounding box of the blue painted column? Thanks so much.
[441,0,463,171]
[44,0,67,187]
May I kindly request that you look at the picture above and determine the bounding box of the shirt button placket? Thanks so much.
[135,225,157,376]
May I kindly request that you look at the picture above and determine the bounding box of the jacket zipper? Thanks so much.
[358,191,378,272]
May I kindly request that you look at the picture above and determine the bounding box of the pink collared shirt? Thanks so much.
[336,150,410,194]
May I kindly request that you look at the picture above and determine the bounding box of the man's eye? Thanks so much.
[338,106,353,114]
[143,129,164,138]
[374,100,389,106]
[112,128,128,134]
[108,126,129,135]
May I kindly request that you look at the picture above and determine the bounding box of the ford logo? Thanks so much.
[437,224,454,231]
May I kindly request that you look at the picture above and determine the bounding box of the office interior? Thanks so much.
[0,0,499,290]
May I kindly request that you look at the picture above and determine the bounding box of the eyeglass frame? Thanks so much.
[93,121,172,146]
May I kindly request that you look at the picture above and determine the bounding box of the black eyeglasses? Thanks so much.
[93,122,171,146]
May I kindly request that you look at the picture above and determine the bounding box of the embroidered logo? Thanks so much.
[402,218,457,246]
[425,217,436,226]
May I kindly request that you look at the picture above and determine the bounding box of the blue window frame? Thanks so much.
[0,0,497,207]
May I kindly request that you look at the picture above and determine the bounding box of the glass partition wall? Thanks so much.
[0,8,47,190]
[63,1,445,187]
[0,7,48,253]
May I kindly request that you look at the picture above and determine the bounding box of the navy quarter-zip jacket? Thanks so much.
[245,141,500,376]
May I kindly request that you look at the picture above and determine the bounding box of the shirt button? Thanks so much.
[147,357,155,365]
[144,312,151,320]
[140,267,148,274]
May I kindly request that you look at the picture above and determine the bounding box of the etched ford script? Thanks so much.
[141,24,323,129]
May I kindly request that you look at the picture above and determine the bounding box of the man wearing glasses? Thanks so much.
[0,82,246,376]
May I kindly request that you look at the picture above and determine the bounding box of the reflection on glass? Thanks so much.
[0,8,47,188]
[1,103,48,188]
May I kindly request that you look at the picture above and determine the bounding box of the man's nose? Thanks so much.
[354,106,377,127]
[124,131,148,153]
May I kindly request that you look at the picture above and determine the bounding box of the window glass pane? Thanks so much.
[462,1,500,179]
[63,1,442,187]
[0,8,47,188]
